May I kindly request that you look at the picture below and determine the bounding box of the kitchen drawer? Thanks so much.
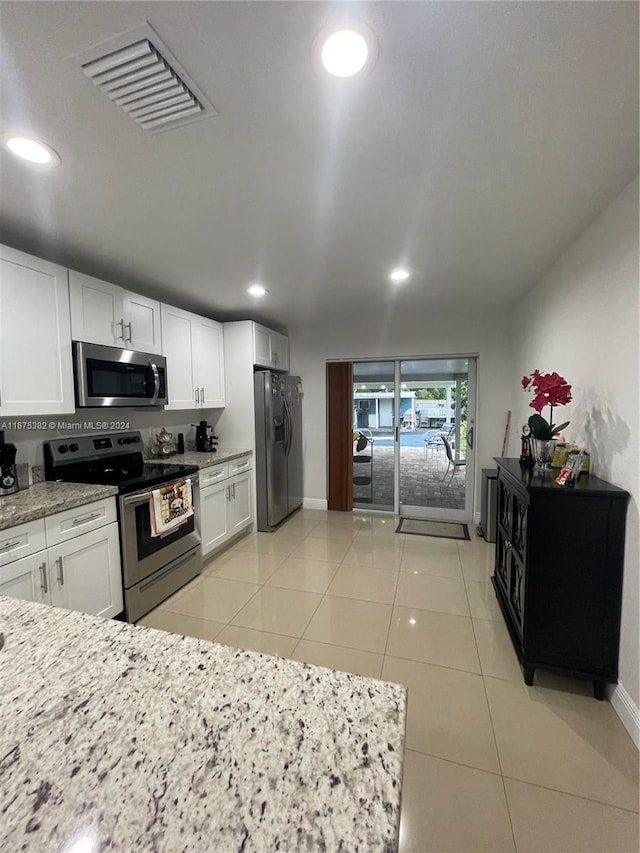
[228,455,252,475]
[0,519,46,568]
[45,498,117,547]
[199,464,229,488]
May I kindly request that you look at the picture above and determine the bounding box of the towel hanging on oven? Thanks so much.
[149,479,193,537]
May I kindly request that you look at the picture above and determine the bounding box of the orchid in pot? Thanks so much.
[522,370,572,467]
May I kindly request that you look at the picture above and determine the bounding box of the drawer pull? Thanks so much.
[71,511,102,526]
[0,539,20,552]
[39,562,48,594]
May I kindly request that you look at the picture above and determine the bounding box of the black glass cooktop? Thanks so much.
[48,458,199,495]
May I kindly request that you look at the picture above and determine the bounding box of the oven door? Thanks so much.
[119,477,200,588]
[73,341,168,407]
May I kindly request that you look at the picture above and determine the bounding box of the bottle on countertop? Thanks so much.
[177,433,185,454]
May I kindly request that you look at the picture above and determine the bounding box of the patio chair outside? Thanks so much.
[441,435,466,484]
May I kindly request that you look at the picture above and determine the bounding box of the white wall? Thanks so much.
[510,176,640,743]
[288,309,513,515]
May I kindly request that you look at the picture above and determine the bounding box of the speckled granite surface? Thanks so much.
[0,597,406,852]
[0,482,118,531]
[150,448,252,469]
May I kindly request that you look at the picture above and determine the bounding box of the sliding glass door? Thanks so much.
[398,358,476,522]
[351,357,477,520]
[352,361,395,511]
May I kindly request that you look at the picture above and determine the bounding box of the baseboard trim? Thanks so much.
[473,511,481,524]
[609,681,640,749]
[303,498,328,511]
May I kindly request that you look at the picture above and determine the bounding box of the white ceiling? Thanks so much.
[0,2,637,329]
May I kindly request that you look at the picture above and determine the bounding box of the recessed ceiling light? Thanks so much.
[321,30,369,77]
[2,134,60,166]
[248,283,267,298]
[389,268,410,283]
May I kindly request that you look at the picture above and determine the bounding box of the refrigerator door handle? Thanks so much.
[283,399,291,456]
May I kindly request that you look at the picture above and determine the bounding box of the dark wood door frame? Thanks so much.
[326,361,353,511]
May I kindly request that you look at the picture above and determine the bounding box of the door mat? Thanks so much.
[396,518,470,541]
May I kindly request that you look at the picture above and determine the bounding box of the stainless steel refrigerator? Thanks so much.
[254,371,303,532]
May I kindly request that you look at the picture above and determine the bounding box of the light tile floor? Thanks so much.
[138,509,639,853]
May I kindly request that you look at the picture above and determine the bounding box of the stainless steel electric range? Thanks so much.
[44,431,201,622]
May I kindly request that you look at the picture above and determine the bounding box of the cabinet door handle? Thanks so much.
[39,562,48,594]
[56,556,64,586]
[226,486,231,501]
[124,321,133,344]
[116,319,125,341]
[195,387,200,406]
[232,484,236,500]
[0,539,20,552]
[201,387,205,403]
[71,511,102,526]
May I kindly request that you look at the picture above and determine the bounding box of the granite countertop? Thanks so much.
[150,447,252,469]
[0,597,406,852]
[0,482,119,531]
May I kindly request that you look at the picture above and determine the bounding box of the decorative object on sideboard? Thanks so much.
[518,423,535,469]
[150,427,177,456]
[522,370,572,469]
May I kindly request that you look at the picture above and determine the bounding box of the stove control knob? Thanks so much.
[134,436,141,442]
[58,444,68,454]
[118,437,126,445]
[69,443,79,452]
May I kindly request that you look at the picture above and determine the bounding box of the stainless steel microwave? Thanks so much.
[73,341,168,407]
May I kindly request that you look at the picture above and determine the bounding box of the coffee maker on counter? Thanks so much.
[0,431,19,496]
[193,420,218,453]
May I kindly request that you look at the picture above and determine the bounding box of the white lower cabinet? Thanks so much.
[48,524,123,618]
[0,551,50,605]
[199,458,253,558]
[228,471,252,535]
[0,499,123,619]
[200,479,230,554]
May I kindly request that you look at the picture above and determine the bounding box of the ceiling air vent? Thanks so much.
[77,23,217,132]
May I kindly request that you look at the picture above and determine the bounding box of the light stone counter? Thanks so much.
[0,482,119,531]
[150,447,252,469]
[0,596,406,852]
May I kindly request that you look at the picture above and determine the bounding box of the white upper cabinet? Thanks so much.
[0,245,74,416]
[193,316,225,408]
[252,322,289,372]
[121,291,162,353]
[161,304,196,410]
[69,270,161,354]
[161,305,224,410]
[69,271,122,347]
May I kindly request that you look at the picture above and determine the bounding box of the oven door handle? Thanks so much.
[149,361,160,404]
[123,491,154,506]
[123,478,198,506]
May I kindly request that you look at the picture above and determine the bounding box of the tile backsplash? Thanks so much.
[2,408,224,470]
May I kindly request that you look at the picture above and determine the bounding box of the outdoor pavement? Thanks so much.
[353,430,466,511]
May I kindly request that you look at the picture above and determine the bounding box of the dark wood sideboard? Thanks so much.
[492,458,629,699]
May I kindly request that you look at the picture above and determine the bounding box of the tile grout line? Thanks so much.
[499,774,640,816]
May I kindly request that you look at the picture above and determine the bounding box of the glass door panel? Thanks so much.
[398,358,476,521]
[352,361,395,510]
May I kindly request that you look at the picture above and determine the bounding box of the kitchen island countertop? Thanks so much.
[0,596,406,852]
[0,481,119,531]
